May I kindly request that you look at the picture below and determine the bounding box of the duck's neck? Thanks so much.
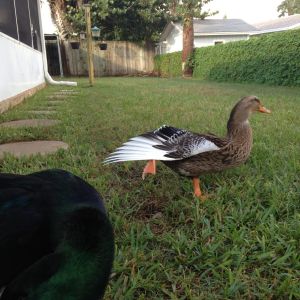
[226,109,252,140]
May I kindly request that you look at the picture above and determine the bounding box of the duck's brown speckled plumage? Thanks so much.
[105,96,271,199]
[164,121,253,177]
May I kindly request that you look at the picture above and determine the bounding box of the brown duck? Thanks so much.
[104,96,271,200]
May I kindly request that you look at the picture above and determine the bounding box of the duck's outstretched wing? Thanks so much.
[104,125,224,163]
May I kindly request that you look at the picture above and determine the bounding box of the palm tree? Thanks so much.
[48,0,74,40]
[168,0,216,77]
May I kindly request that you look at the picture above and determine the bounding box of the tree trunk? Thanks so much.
[182,14,194,77]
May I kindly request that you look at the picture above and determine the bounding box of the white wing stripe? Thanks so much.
[104,134,180,163]
[130,137,158,145]
[189,140,220,156]
[104,129,220,164]
[104,154,177,163]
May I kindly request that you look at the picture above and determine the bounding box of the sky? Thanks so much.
[206,0,283,24]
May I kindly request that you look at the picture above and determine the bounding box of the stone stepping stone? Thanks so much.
[47,100,64,105]
[0,141,69,159]
[47,95,68,99]
[58,90,79,94]
[0,119,60,128]
[54,93,78,97]
[56,92,78,95]
[36,106,57,110]
[27,111,56,115]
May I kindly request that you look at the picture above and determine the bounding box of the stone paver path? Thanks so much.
[0,90,74,158]
[47,95,67,99]
[0,119,60,128]
[56,90,78,95]
[27,111,56,115]
[47,100,64,105]
[0,141,69,158]
[36,106,57,110]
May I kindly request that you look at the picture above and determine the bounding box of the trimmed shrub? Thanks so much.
[154,51,182,77]
[193,29,300,86]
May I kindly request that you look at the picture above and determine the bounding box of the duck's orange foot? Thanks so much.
[142,160,156,180]
[193,177,207,202]
[194,193,208,202]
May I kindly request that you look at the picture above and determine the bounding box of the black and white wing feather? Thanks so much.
[104,125,221,164]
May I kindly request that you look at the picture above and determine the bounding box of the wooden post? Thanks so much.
[84,4,94,86]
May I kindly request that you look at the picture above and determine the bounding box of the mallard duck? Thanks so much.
[0,169,114,300]
[104,96,271,200]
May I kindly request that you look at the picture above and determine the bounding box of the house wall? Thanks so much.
[194,34,249,47]
[164,26,183,53]
[0,32,45,104]
[158,28,249,54]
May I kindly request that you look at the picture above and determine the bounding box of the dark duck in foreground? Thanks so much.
[0,169,114,300]
[105,96,271,200]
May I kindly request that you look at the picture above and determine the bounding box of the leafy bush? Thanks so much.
[155,30,300,86]
[193,29,300,86]
[154,52,182,77]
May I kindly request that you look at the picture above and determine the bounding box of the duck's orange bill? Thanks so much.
[258,105,271,114]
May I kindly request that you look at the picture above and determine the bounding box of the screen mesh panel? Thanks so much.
[0,0,42,51]
[0,0,18,40]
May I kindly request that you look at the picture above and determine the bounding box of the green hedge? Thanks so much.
[154,30,300,86]
[154,51,182,77]
[193,29,300,86]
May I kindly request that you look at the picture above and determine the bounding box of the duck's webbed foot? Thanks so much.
[192,177,207,202]
[142,160,156,180]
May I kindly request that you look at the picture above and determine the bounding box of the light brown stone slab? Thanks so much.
[57,90,79,94]
[47,95,67,99]
[0,141,69,158]
[47,100,64,105]
[55,93,78,95]
[37,106,57,110]
[27,111,56,115]
[0,119,60,128]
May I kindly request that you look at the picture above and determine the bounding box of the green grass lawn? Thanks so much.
[0,77,299,299]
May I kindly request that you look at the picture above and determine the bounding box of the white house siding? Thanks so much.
[158,32,249,54]
[194,34,249,48]
[164,26,183,53]
[0,33,45,103]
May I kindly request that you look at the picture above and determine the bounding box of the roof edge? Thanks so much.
[194,31,258,36]
[159,22,179,42]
